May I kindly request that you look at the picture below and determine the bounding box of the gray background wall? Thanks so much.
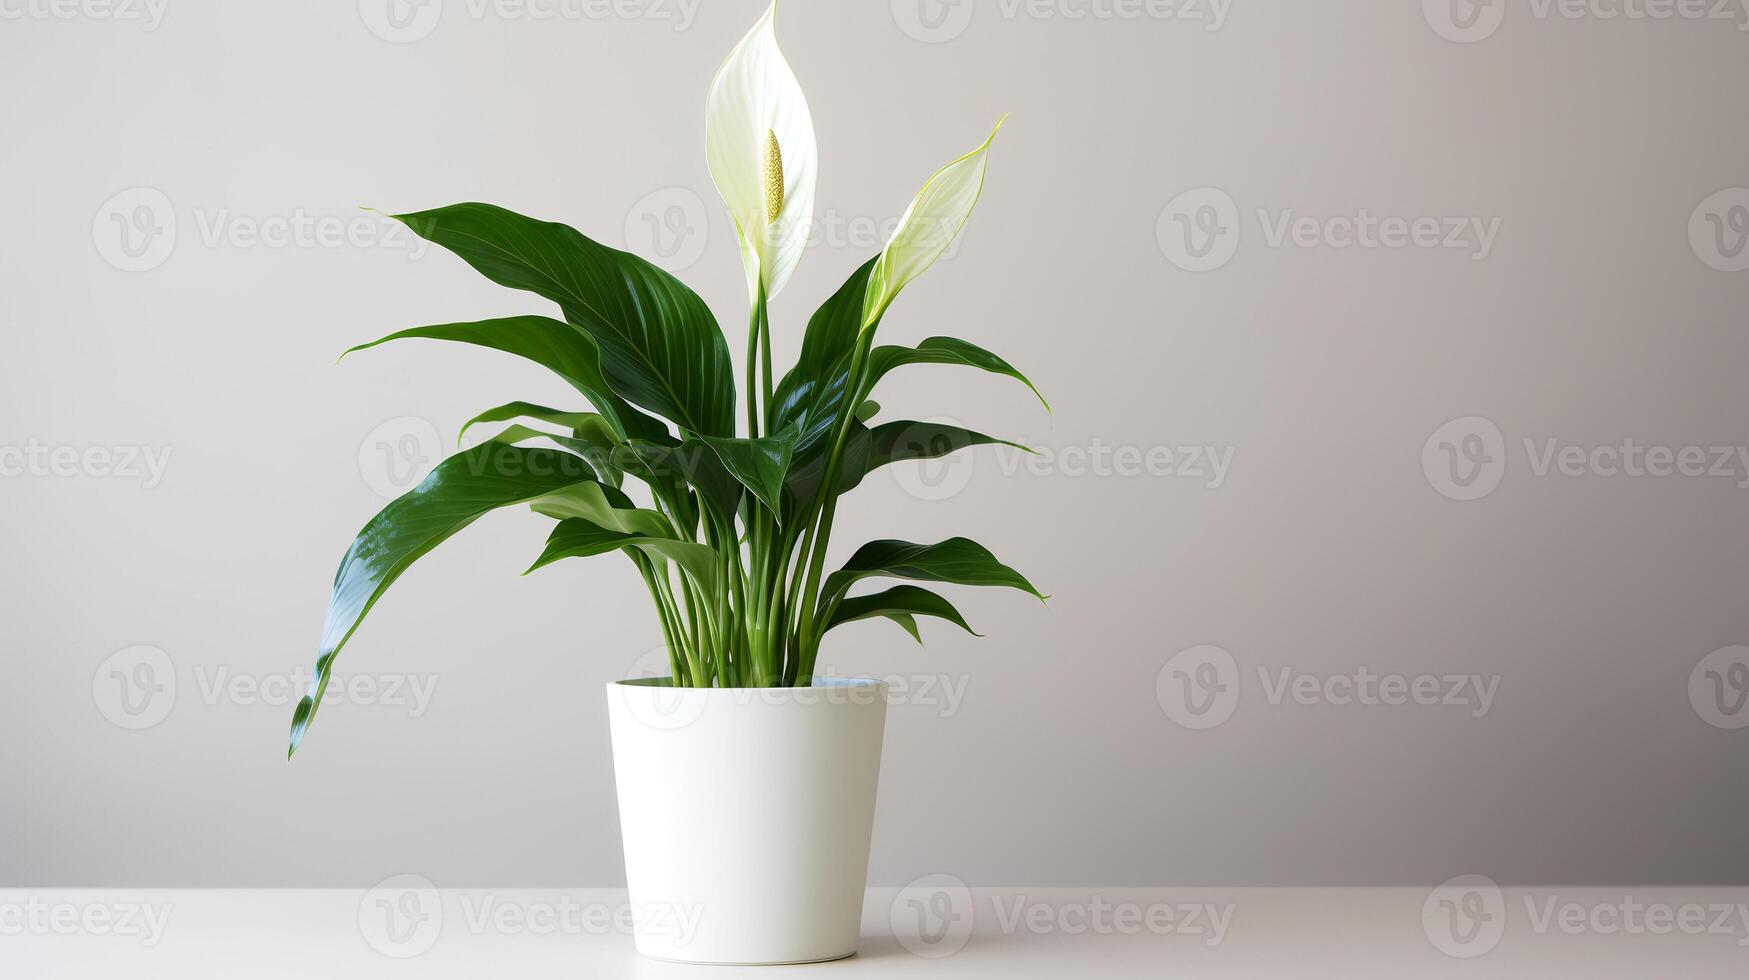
[2,0,1745,887]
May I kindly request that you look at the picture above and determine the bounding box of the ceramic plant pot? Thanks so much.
[606,676,889,965]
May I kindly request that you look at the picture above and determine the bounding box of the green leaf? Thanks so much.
[866,336,1048,410]
[393,203,735,437]
[887,614,921,642]
[825,585,980,641]
[345,316,670,445]
[697,425,801,519]
[467,424,618,487]
[458,402,615,444]
[866,420,1030,477]
[783,423,871,513]
[771,257,876,453]
[525,517,634,568]
[462,405,624,487]
[527,518,719,592]
[289,444,597,757]
[475,423,569,447]
[785,420,1026,503]
[618,440,742,522]
[822,537,1045,608]
[530,480,672,539]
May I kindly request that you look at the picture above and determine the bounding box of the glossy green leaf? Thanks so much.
[345,316,669,445]
[393,203,735,437]
[458,402,615,444]
[619,440,742,521]
[524,518,635,568]
[530,480,672,538]
[867,420,1029,474]
[786,421,1025,503]
[885,613,921,642]
[288,444,597,756]
[697,425,801,518]
[771,257,876,452]
[469,424,618,486]
[783,423,871,513]
[526,518,719,591]
[822,537,1044,607]
[865,336,1048,410]
[825,585,980,641]
[463,406,624,487]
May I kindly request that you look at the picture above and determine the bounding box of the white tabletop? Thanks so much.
[4,886,1745,977]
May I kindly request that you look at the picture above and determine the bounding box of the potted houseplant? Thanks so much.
[287,3,1045,964]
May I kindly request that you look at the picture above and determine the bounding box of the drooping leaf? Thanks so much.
[392,203,736,437]
[344,316,670,444]
[867,420,1030,475]
[525,517,636,568]
[865,336,1048,410]
[462,405,625,487]
[825,585,980,641]
[469,424,620,487]
[526,518,719,592]
[887,613,922,642]
[530,480,672,539]
[822,537,1045,608]
[289,444,597,756]
[458,402,615,444]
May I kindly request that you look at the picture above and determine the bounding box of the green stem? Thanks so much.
[636,556,687,687]
[651,570,698,685]
[745,291,763,440]
[792,330,876,682]
[759,293,774,424]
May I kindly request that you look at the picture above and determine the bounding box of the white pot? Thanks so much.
[605,676,889,965]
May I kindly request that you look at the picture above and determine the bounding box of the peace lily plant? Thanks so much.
[287,5,1044,756]
[289,4,1044,963]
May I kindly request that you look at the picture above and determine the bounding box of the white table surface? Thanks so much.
[4,886,1746,977]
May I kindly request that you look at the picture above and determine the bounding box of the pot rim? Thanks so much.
[609,675,887,693]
